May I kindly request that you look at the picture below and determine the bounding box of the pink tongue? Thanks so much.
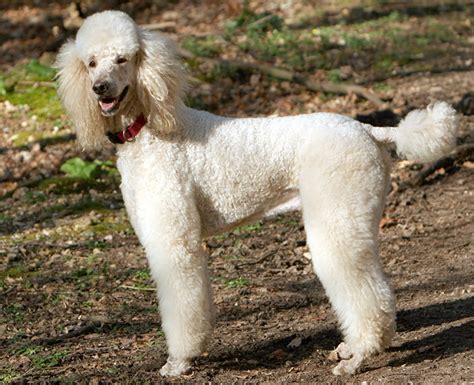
[100,99,116,111]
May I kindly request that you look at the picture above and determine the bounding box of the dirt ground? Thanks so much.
[1,1,473,384]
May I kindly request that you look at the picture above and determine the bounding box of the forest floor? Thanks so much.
[1,1,473,383]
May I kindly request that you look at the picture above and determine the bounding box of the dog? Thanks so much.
[55,10,458,377]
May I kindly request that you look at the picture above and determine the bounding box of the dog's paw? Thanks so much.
[159,357,191,377]
[331,351,364,376]
[328,342,353,362]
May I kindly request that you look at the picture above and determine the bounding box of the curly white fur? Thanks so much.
[55,10,458,378]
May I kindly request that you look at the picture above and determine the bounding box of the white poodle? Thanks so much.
[55,10,458,377]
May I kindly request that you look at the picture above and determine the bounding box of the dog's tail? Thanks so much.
[367,102,458,162]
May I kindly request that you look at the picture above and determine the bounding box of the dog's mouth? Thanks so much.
[99,86,129,115]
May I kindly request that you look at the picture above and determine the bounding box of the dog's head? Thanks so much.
[55,11,185,149]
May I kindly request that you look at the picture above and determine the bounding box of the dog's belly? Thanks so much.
[197,187,300,237]
[264,195,301,217]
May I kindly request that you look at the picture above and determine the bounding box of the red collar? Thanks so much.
[106,114,147,144]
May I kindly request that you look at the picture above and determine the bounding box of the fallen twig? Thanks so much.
[38,320,104,345]
[178,48,386,107]
[120,284,156,292]
[239,250,276,266]
[397,143,474,192]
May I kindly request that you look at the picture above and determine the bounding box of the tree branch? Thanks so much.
[397,143,474,192]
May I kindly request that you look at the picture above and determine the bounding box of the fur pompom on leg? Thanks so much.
[332,351,365,376]
[159,357,191,377]
[328,342,353,362]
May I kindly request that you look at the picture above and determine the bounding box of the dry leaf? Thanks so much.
[287,336,302,348]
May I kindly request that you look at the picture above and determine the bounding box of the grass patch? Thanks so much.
[221,8,462,78]
[0,265,26,280]
[0,266,40,288]
[32,350,68,369]
[13,344,43,356]
[131,269,154,289]
[182,36,222,57]
[38,176,116,195]
[134,269,151,282]
[373,82,395,92]
[327,69,342,83]
[224,9,319,72]
[83,239,111,250]
[4,303,26,322]
[0,368,19,384]
[224,277,249,289]
[70,267,94,280]
[233,222,263,235]
[60,157,118,179]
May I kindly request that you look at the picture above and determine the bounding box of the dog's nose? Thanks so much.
[92,81,109,95]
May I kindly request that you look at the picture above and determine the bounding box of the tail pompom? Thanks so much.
[395,102,458,162]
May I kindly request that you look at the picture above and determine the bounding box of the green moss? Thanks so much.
[42,197,113,221]
[90,220,131,235]
[24,190,48,204]
[4,86,63,121]
[0,60,64,122]
[9,130,43,147]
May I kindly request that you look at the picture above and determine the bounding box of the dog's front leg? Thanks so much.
[128,187,214,377]
[154,244,214,377]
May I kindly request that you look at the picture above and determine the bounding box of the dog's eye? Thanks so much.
[89,60,96,68]
[117,57,127,64]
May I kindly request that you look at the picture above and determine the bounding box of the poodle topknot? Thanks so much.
[55,10,458,378]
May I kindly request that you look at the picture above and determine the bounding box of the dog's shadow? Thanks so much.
[204,296,473,372]
[385,296,474,368]
[201,327,340,371]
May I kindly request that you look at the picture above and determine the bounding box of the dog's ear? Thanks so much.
[55,40,108,149]
[137,29,185,136]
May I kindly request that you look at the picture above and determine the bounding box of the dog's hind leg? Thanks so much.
[299,131,395,375]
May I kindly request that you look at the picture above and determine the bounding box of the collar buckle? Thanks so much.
[106,114,147,145]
